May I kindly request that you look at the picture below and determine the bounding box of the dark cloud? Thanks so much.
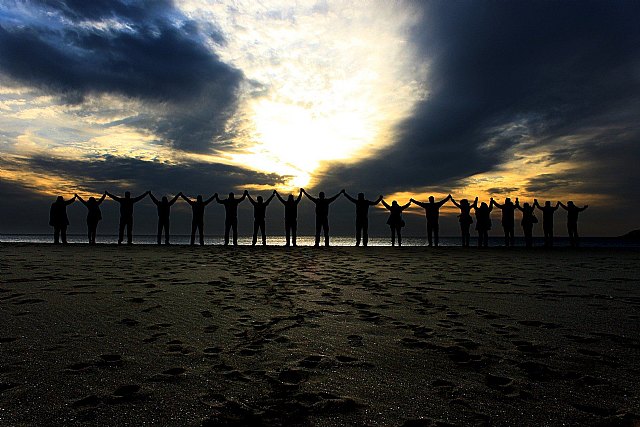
[319,1,640,198]
[0,0,241,151]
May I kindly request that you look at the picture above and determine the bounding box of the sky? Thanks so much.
[0,0,639,238]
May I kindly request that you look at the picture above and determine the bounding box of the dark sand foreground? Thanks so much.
[1,244,639,426]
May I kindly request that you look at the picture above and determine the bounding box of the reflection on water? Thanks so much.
[0,234,638,248]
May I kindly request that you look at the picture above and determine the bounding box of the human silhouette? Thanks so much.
[516,199,537,247]
[49,195,76,244]
[490,197,517,247]
[302,189,342,247]
[559,201,588,247]
[473,201,493,247]
[105,191,149,245]
[150,192,181,245]
[217,191,248,246]
[180,193,216,245]
[247,191,276,246]
[410,195,452,247]
[343,191,383,246]
[275,189,303,246]
[75,192,106,244]
[451,197,477,247]
[381,199,411,246]
[534,199,560,247]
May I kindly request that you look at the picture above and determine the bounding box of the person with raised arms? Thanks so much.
[343,191,383,247]
[105,190,149,245]
[473,201,493,248]
[149,192,181,245]
[216,191,248,246]
[516,199,537,248]
[451,197,477,247]
[381,198,411,247]
[49,194,77,244]
[410,194,452,247]
[275,189,303,247]
[534,199,560,247]
[247,191,276,246]
[302,189,342,247]
[180,193,216,246]
[559,201,588,247]
[490,197,517,247]
[75,192,106,244]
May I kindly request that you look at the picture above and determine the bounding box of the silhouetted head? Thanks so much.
[287,195,294,202]
[124,191,131,198]
[197,195,203,202]
[480,202,488,209]
[358,193,364,200]
[505,197,511,204]
[429,196,435,203]
[392,200,398,207]
[229,192,234,199]
[162,196,168,203]
[257,196,263,203]
[461,199,469,206]
[568,201,575,207]
[545,201,551,207]
[89,197,96,203]
[56,196,64,203]
[319,192,325,199]
[523,202,530,208]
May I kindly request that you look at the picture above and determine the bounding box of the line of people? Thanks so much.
[49,190,587,247]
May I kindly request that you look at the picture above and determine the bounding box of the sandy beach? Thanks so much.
[0,244,639,426]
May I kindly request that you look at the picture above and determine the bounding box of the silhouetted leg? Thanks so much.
[427,223,433,246]
[323,218,329,246]
[549,228,553,247]
[165,219,170,244]
[157,220,163,244]
[355,219,362,246]
[232,219,238,245]
[285,223,291,246]
[53,226,60,244]
[397,226,402,247]
[252,221,259,245]
[224,220,231,245]
[60,225,68,244]
[390,226,396,246]
[314,217,322,246]
[190,221,197,245]
[126,219,133,244]
[198,222,204,245]
[363,219,369,247]
[260,221,266,245]
[292,221,297,246]
[118,218,125,244]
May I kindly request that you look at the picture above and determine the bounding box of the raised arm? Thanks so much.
[64,195,77,205]
[326,191,342,203]
[410,198,427,208]
[343,191,357,204]
[436,194,452,207]
[578,205,588,212]
[302,189,317,203]
[275,191,286,204]
[381,199,391,210]
[558,202,567,210]
[401,201,412,210]
[533,199,540,209]
[369,195,383,206]
[149,193,159,205]
[97,192,107,204]
[75,194,87,206]
[247,194,257,206]
[265,191,276,205]
[180,193,194,205]
[132,191,149,203]
[552,202,560,211]
[296,189,303,204]
[106,191,121,202]
[492,198,504,209]
[472,197,478,209]
[238,190,248,202]
[204,193,217,205]
[169,192,181,205]
[450,198,461,209]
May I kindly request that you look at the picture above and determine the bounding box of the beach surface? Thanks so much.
[0,244,639,426]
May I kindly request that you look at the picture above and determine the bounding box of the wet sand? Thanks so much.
[0,244,639,426]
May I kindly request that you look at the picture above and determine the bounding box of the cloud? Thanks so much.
[0,0,242,151]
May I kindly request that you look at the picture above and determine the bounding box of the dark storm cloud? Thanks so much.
[319,1,640,197]
[0,0,241,151]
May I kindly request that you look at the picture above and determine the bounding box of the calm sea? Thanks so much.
[1,234,638,248]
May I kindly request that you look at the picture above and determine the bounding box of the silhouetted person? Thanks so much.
[490,197,517,247]
[75,192,106,244]
[106,191,149,245]
[381,199,411,246]
[50,195,76,244]
[559,201,588,247]
[451,197,477,247]
[410,194,451,247]
[534,199,560,247]
[302,189,342,247]
[217,191,248,246]
[474,201,493,247]
[248,191,276,245]
[275,189,303,246]
[343,191,383,246]
[516,199,537,247]
[150,192,181,245]
[180,193,216,245]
